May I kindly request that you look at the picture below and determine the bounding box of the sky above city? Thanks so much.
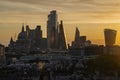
[1,0,120,46]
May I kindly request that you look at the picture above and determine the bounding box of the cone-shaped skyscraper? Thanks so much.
[71,27,80,48]
[58,20,67,50]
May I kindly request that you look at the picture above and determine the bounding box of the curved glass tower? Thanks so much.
[104,29,117,47]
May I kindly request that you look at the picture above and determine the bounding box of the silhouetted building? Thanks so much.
[41,38,47,50]
[47,10,58,50]
[8,10,67,54]
[80,36,87,46]
[104,29,117,47]
[47,10,67,50]
[75,27,80,42]
[15,25,29,53]
[72,27,81,48]
[71,27,91,48]
[8,24,44,53]
[58,20,67,50]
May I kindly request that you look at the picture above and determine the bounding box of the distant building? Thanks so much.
[47,10,67,50]
[104,29,117,47]
[71,27,91,48]
[8,24,47,53]
[72,27,81,48]
[58,20,67,50]
[47,10,58,50]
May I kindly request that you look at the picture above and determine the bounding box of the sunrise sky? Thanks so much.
[1,0,120,46]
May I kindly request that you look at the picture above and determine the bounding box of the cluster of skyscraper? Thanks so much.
[8,10,118,54]
[47,10,66,50]
[8,10,67,53]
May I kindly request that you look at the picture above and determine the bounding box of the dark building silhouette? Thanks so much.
[47,10,58,50]
[58,20,67,50]
[47,10,67,50]
[104,29,117,47]
[8,24,46,53]
[72,27,81,48]
[75,27,80,42]
[71,27,91,48]
[104,29,117,54]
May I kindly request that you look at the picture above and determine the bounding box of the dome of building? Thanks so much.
[18,31,27,39]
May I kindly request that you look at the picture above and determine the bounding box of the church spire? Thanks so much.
[22,23,24,32]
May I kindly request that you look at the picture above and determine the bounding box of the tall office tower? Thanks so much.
[104,29,117,47]
[75,27,80,42]
[47,10,58,50]
[58,20,67,50]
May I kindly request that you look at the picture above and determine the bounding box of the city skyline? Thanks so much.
[1,1,120,79]
[1,23,120,46]
[1,0,120,46]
